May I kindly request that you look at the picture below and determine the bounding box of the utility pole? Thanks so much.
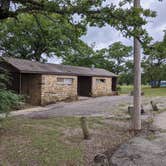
[132,0,141,131]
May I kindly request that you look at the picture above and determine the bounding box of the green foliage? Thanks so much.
[63,41,132,77]
[0,14,86,62]
[0,66,10,89]
[143,30,166,87]
[0,0,159,48]
[0,59,23,115]
[94,42,132,75]
[62,40,95,67]
[118,60,134,85]
[106,42,132,74]
[0,90,23,114]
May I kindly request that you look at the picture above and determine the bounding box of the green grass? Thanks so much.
[0,117,84,166]
[120,85,166,96]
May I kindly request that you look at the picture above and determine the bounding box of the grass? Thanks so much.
[0,117,83,166]
[0,116,131,166]
[120,85,166,96]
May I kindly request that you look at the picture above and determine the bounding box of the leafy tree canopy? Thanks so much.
[63,41,132,74]
[0,13,87,62]
[0,0,157,47]
[143,30,166,87]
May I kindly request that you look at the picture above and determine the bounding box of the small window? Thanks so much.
[96,79,106,83]
[57,78,73,85]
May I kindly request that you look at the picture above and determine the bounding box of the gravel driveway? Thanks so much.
[15,95,166,118]
[22,95,133,118]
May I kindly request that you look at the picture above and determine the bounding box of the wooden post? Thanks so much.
[132,0,141,130]
[80,117,90,140]
[150,101,159,111]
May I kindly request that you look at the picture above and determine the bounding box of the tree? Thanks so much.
[0,0,156,47]
[0,14,87,62]
[143,31,166,87]
[62,41,132,76]
[119,60,134,85]
[132,0,141,131]
[106,42,132,75]
[62,41,95,67]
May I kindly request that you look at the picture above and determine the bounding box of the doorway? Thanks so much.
[77,76,92,96]
[112,77,117,91]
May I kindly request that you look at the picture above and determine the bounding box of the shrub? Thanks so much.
[0,90,23,115]
[0,59,24,116]
[116,85,121,92]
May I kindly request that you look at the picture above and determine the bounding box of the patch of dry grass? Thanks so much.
[0,116,132,166]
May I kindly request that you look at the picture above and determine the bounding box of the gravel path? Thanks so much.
[13,95,166,118]
[19,95,132,118]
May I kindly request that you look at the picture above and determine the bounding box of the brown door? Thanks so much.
[112,77,117,91]
[77,76,92,96]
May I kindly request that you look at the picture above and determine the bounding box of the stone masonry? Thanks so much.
[92,77,112,97]
[41,75,77,105]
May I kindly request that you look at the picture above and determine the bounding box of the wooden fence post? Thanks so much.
[80,117,90,140]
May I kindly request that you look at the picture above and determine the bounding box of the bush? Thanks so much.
[116,86,121,92]
[0,90,23,115]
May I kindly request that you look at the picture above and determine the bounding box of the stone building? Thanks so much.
[1,57,117,105]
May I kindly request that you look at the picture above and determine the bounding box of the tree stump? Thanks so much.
[150,101,159,111]
[80,117,90,140]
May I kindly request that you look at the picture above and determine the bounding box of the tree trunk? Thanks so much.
[131,0,141,130]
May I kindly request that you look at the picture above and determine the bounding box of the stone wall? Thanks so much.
[92,77,112,96]
[41,75,77,105]
[21,74,42,105]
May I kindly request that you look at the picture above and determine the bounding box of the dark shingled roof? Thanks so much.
[2,57,117,77]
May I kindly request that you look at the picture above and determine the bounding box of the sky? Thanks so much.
[49,0,166,63]
[81,0,166,50]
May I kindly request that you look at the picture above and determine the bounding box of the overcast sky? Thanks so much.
[81,0,166,50]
